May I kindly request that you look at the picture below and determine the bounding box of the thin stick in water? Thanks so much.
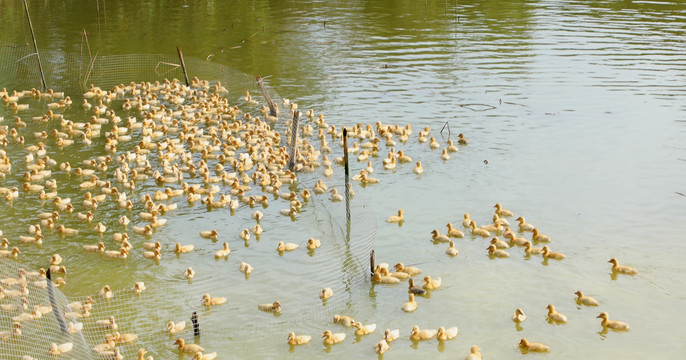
[176,46,190,87]
[22,0,47,90]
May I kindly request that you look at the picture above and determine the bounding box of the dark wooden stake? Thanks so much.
[22,0,47,90]
[343,128,351,232]
[177,46,190,87]
[192,311,200,337]
[46,268,67,333]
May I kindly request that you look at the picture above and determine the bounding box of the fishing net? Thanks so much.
[0,38,376,359]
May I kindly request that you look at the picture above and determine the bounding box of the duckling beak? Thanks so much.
[321,333,326,338]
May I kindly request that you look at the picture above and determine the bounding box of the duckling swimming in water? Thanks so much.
[408,278,426,295]
[446,240,459,257]
[258,301,282,313]
[494,203,513,217]
[409,325,436,341]
[413,161,424,174]
[202,293,226,306]
[394,262,421,276]
[608,258,638,275]
[465,345,481,360]
[422,275,441,290]
[574,290,599,306]
[167,320,186,334]
[239,262,253,275]
[184,267,196,279]
[174,242,195,253]
[375,339,390,354]
[385,209,404,224]
[446,223,464,238]
[524,241,544,255]
[469,220,491,238]
[515,216,535,231]
[541,246,565,260]
[199,229,219,240]
[436,326,458,340]
[487,244,509,258]
[512,308,526,322]
[519,338,550,352]
[384,328,400,342]
[402,293,418,312]
[546,304,567,323]
[320,288,333,299]
[277,241,299,252]
[192,351,218,360]
[173,338,205,354]
[215,242,231,258]
[457,133,469,145]
[333,314,355,327]
[596,312,629,330]
[532,228,551,242]
[431,229,450,243]
[353,322,376,336]
[321,330,345,345]
[287,332,312,345]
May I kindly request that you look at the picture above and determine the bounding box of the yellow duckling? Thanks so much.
[519,338,550,352]
[446,223,464,238]
[541,246,565,260]
[422,275,442,290]
[608,258,638,275]
[457,133,469,145]
[115,332,138,346]
[446,240,459,257]
[384,328,400,342]
[202,293,226,306]
[394,262,421,276]
[183,267,196,279]
[487,244,509,258]
[462,213,473,227]
[173,338,205,354]
[118,215,130,226]
[19,234,43,245]
[574,290,599,306]
[192,351,218,360]
[83,242,106,253]
[167,320,186,334]
[494,203,513,217]
[306,238,321,250]
[375,339,390,354]
[199,229,219,240]
[132,282,146,294]
[56,224,79,236]
[524,241,544,255]
[251,224,263,235]
[353,321,376,336]
[504,232,528,247]
[440,148,451,160]
[174,242,195,253]
[413,161,424,174]
[490,237,509,249]
[258,301,282,313]
[546,304,567,323]
[429,137,441,150]
[239,229,251,241]
[532,228,551,242]
[215,242,231,258]
[386,209,404,223]
[397,150,412,163]
[402,293,418,312]
[96,316,118,330]
[277,241,299,252]
[596,312,629,330]
[431,229,450,243]
[133,225,153,235]
[287,332,312,345]
[104,247,128,259]
[320,288,333,299]
[252,210,263,222]
[409,325,436,341]
[48,342,73,355]
[447,139,459,153]
[512,308,527,322]
[465,345,481,360]
[469,220,491,238]
[330,188,343,202]
[321,330,346,345]
[240,262,253,275]
[515,216,535,231]
[143,249,161,261]
[333,314,355,327]
[436,326,458,340]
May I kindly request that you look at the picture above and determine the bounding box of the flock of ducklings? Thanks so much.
[0,80,477,358]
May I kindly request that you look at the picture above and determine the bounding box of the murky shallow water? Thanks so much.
[1,0,685,358]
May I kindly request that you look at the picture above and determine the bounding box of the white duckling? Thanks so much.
[375,339,390,354]
[515,216,535,231]
[384,328,400,342]
[431,229,450,243]
[436,326,458,340]
[402,293,418,312]
[413,161,424,174]
[167,320,186,334]
[118,215,130,226]
[446,240,459,257]
[240,262,253,274]
[519,338,550,352]
[608,258,638,275]
[512,308,527,322]
[215,242,231,258]
[574,290,599,306]
[409,325,436,341]
[132,282,146,294]
[287,332,312,345]
[386,209,404,223]
[321,330,346,345]
[541,246,565,260]
[597,312,629,330]
[440,148,451,160]
[202,293,227,306]
[353,322,376,336]
[277,241,299,252]
[546,304,567,323]
[422,275,442,290]
[487,244,509,258]
[320,288,334,299]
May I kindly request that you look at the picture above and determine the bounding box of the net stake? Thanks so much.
[177,46,190,86]
[343,128,351,235]
[22,0,47,90]
[287,111,300,171]
[256,75,277,117]
[46,268,67,333]
[192,311,200,337]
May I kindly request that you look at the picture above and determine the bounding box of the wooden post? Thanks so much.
[256,75,277,117]
[22,0,47,90]
[287,111,300,171]
[177,46,190,86]
[191,311,200,337]
[46,269,67,333]
[343,128,351,232]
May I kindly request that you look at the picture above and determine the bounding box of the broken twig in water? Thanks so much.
[459,103,496,111]
[440,121,451,138]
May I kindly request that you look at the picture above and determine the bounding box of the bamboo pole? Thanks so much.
[287,111,300,171]
[22,0,47,90]
[176,46,190,86]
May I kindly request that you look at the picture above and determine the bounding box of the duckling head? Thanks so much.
[519,338,530,347]
[321,330,332,338]
[596,312,609,320]
[608,258,618,265]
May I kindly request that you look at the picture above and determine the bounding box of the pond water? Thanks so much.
[1,0,685,359]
